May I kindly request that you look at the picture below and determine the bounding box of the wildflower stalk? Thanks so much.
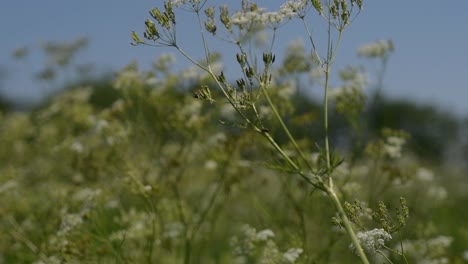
[134,1,370,262]
[176,45,319,188]
[326,186,370,264]
[259,80,314,171]
[236,41,314,170]
[377,250,395,264]
[398,231,410,264]
[300,18,323,66]
[319,4,368,262]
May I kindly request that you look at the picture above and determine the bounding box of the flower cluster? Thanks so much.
[231,225,303,263]
[357,39,394,59]
[350,228,392,255]
[400,236,453,263]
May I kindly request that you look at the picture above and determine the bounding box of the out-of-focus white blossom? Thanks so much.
[463,250,468,261]
[231,224,302,263]
[220,103,237,120]
[71,140,84,153]
[258,105,271,118]
[204,160,218,170]
[255,229,275,241]
[384,136,406,159]
[278,79,297,99]
[400,236,452,264]
[357,39,394,59]
[341,182,361,196]
[72,188,102,202]
[416,167,434,182]
[283,248,303,263]
[427,186,448,201]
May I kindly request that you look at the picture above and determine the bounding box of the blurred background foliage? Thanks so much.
[1,38,467,263]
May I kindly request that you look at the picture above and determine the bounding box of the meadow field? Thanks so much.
[1,1,468,263]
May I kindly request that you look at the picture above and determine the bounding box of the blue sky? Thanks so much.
[1,1,467,116]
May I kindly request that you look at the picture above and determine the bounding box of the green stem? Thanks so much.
[261,131,324,191]
[259,82,313,171]
[377,250,394,264]
[234,42,313,170]
[324,67,331,172]
[326,186,370,264]
[301,17,323,66]
[321,8,368,262]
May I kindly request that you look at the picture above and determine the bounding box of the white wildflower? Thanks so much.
[95,119,109,132]
[205,160,218,170]
[427,186,448,201]
[357,39,394,59]
[220,103,236,120]
[181,100,202,126]
[384,136,406,158]
[463,250,468,261]
[278,79,297,99]
[341,182,361,196]
[58,213,84,236]
[231,8,266,27]
[255,229,275,241]
[72,188,102,201]
[416,167,434,182]
[71,140,84,153]
[350,228,392,255]
[145,76,160,86]
[400,236,452,264]
[428,236,453,249]
[283,248,303,263]
[262,12,284,24]
[258,105,271,118]
[280,0,310,18]
[207,132,227,145]
[170,0,185,6]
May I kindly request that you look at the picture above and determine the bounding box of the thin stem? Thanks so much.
[269,27,278,53]
[176,43,317,183]
[7,216,50,263]
[398,231,410,264]
[324,3,333,178]
[259,81,314,171]
[301,18,323,66]
[261,130,324,191]
[326,187,370,264]
[191,164,228,238]
[173,184,191,264]
[324,67,331,171]
[233,42,314,170]
[377,250,395,264]
[195,10,211,65]
[322,5,368,261]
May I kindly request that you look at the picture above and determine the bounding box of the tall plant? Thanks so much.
[132,0,371,262]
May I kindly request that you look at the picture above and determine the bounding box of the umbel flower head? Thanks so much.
[350,228,392,255]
